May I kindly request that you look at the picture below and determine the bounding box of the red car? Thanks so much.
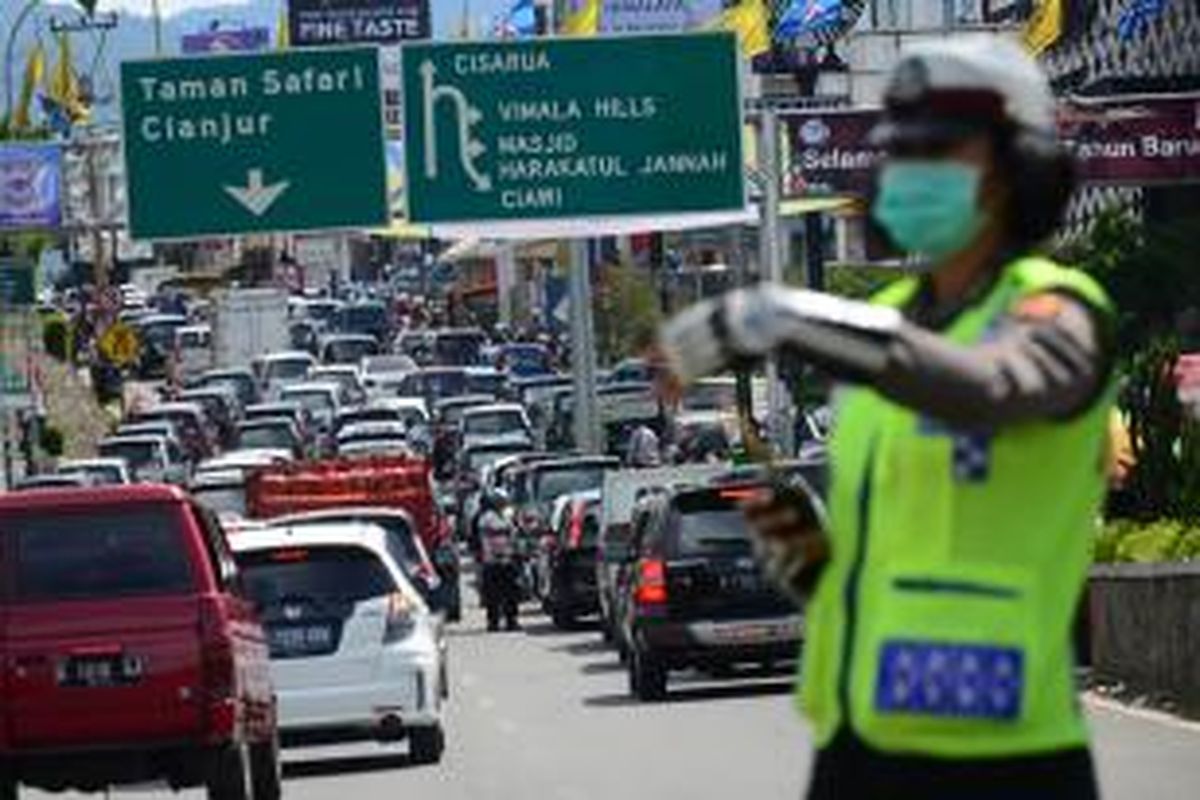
[0,485,280,800]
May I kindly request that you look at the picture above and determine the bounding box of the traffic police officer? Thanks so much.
[658,38,1111,799]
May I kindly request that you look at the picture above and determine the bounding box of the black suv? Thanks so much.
[620,484,804,701]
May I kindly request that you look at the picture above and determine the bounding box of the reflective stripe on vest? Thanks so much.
[799,256,1114,758]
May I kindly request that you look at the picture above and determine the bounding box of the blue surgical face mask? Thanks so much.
[872,160,987,261]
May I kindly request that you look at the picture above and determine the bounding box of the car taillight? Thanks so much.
[567,502,585,549]
[635,558,668,608]
[199,597,237,740]
[383,591,417,643]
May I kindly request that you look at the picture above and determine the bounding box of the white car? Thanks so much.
[255,351,317,400]
[97,434,188,484]
[230,522,447,764]
[459,403,534,450]
[279,381,342,435]
[360,354,419,397]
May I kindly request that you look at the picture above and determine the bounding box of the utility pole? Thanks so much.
[569,239,600,453]
[758,107,790,455]
[151,0,163,55]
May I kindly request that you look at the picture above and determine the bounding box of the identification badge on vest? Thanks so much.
[875,639,1024,721]
[918,417,994,484]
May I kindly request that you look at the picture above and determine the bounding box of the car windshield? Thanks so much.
[441,403,484,425]
[533,466,608,505]
[266,359,311,381]
[238,546,396,607]
[365,357,412,375]
[465,411,526,436]
[326,339,377,363]
[237,425,293,450]
[98,440,158,469]
[306,302,340,322]
[674,495,754,557]
[434,334,484,366]
[507,346,549,369]
[8,507,192,601]
[141,320,183,348]
[406,371,467,399]
[204,374,254,402]
[312,370,354,386]
[288,519,423,577]
[467,373,506,395]
[192,484,247,517]
[339,305,387,333]
[283,390,334,414]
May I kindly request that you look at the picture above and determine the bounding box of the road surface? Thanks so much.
[26,602,1200,800]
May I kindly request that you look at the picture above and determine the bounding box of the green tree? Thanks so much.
[594,262,662,365]
[1066,208,1200,360]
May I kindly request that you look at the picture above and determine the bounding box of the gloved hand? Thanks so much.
[657,283,904,386]
[743,484,830,602]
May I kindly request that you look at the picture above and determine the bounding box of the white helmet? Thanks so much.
[872,37,1056,146]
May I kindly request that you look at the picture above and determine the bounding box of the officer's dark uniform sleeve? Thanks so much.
[874,293,1112,428]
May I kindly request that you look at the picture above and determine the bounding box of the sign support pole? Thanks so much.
[569,239,600,454]
[759,107,790,455]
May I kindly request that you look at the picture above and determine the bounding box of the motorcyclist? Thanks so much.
[476,490,520,632]
[657,38,1111,799]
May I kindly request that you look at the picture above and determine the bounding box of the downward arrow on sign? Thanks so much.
[224,169,290,217]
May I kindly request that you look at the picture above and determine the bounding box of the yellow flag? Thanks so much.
[276,9,290,49]
[12,43,46,131]
[563,0,601,36]
[48,32,88,123]
[707,0,770,58]
[1023,0,1063,54]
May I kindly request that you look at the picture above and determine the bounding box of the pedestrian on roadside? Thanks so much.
[656,38,1113,800]
[477,490,521,633]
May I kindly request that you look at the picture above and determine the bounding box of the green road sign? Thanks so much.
[401,33,745,225]
[0,258,35,306]
[121,47,389,240]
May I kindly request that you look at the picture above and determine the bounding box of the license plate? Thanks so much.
[268,624,335,657]
[58,655,143,688]
[694,618,802,646]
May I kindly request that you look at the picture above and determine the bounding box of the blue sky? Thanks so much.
[93,0,512,37]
